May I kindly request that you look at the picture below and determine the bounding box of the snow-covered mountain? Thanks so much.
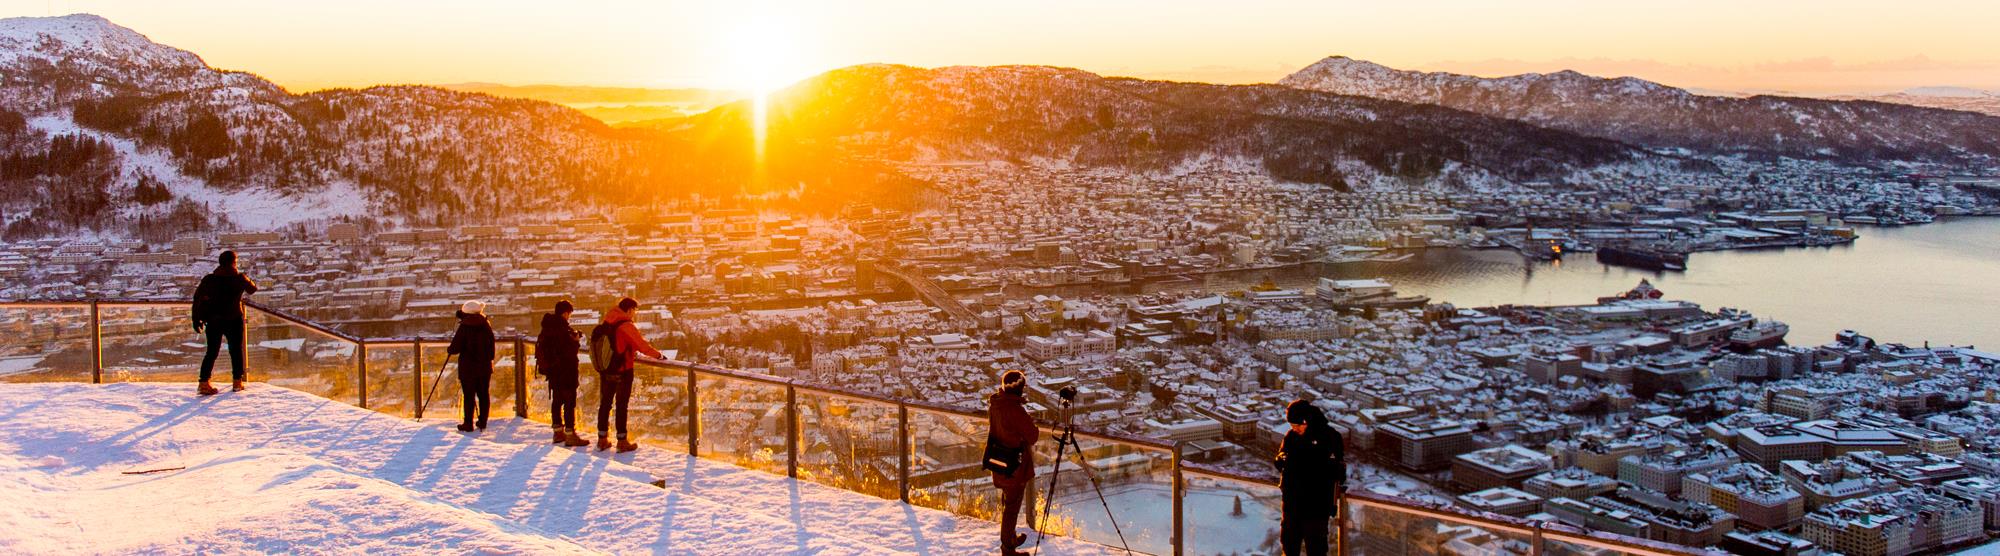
[1278,56,2000,164]
[679,64,1700,191]
[0,14,683,238]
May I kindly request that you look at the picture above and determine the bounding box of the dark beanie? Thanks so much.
[554,299,574,314]
[219,250,236,266]
[1001,370,1025,388]
[1286,399,1321,425]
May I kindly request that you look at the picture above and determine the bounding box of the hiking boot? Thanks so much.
[230,380,245,392]
[197,382,218,396]
[1007,533,1028,549]
[552,430,567,444]
[476,420,487,430]
[564,432,590,447]
[456,423,475,432]
[596,436,612,451]
[616,440,639,453]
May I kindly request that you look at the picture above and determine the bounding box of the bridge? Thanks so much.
[873,263,979,326]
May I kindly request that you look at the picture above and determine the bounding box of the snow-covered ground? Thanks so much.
[0,382,1123,555]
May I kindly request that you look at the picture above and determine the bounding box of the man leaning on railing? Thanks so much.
[1276,399,1346,556]
[190,250,258,396]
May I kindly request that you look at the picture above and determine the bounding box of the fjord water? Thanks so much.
[1227,217,2000,349]
[1390,217,2000,348]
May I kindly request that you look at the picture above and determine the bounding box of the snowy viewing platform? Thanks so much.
[0,382,1121,554]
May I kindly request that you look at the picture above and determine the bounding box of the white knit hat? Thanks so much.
[461,300,486,315]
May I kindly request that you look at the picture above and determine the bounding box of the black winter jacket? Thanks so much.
[535,312,581,388]
[1275,409,1346,513]
[191,266,258,324]
[447,311,496,376]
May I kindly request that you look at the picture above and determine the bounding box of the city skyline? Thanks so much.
[2,0,1998,94]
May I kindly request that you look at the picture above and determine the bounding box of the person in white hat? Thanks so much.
[446,300,495,432]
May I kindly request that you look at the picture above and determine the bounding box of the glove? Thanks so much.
[192,320,204,333]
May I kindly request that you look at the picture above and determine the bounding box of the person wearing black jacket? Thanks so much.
[537,300,588,447]
[190,250,258,396]
[446,300,496,432]
[1275,400,1346,556]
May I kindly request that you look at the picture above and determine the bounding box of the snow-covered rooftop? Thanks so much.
[0,383,1121,554]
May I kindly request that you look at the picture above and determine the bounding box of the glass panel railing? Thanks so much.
[1181,469,1284,556]
[0,304,93,383]
[795,388,900,499]
[1542,526,1703,556]
[493,339,519,419]
[418,342,461,420]
[522,341,549,422]
[693,369,788,474]
[98,303,204,382]
[1031,430,1175,555]
[364,342,417,417]
[626,362,691,452]
[1344,495,1537,556]
[243,310,359,406]
[906,406,1000,519]
[415,340,517,422]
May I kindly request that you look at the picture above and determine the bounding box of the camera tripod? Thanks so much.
[1033,398,1133,554]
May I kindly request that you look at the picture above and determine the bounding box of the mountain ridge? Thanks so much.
[1279,55,2000,164]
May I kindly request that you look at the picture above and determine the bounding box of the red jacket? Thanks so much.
[602,307,662,372]
[988,389,1039,489]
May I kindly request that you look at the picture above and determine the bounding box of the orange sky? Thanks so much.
[6,0,1999,94]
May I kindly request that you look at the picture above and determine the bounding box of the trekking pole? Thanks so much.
[418,353,456,418]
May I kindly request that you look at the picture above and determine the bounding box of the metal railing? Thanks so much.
[0,299,1716,556]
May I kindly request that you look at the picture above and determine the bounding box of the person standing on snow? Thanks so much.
[537,300,588,447]
[447,300,496,432]
[191,250,258,396]
[987,370,1039,556]
[1275,400,1346,556]
[591,297,660,452]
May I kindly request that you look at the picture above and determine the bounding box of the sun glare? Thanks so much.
[719,9,809,164]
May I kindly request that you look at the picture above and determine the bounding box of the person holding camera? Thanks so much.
[986,370,1039,556]
[1275,399,1345,556]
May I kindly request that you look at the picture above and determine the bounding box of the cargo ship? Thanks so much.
[1595,245,1688,271]
[1729,320,1790,351]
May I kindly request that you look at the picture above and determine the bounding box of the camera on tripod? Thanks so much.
[1056,385,1078,405]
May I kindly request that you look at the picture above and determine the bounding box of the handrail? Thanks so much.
[0,298,1716,556]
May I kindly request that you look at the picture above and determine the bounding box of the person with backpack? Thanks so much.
[446,301,496,432]
[590,297,661,452]
[537,300,588,447]
[986,370,1039,556]
[190,250,259,396]
[1274,400,1346,556]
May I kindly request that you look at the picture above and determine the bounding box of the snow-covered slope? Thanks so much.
[0,382,1121,555]
[1278,56,2000,165]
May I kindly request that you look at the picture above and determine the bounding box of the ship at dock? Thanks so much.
[1596,244,1689,271]
[1728,319,1791,351]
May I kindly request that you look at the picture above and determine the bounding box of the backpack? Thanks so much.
[589,322,628,374]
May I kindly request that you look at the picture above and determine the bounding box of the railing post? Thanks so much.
[785,384,799,479]
[88,301,101,384]
[1172,441,1185,556]
[356,342,369,409]
[411,340,424,419]
[1336,488,1350,556]
[513,337,528,418]
[686,366,699,456]
[897,403,910,504]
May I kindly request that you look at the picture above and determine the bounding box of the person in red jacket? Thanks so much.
[595,297,662,452]
[987,370,1039,555]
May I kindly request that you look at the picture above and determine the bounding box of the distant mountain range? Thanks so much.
[430,83,740,124]
[1279,56,2000,164]
[2,14,1997,236]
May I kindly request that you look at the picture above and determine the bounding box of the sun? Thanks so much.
[718,10,808,162]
